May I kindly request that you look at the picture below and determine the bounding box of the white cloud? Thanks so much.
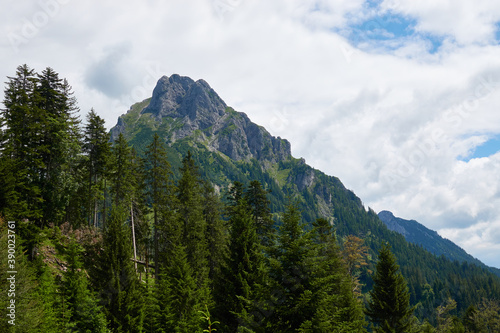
[2,0,500,268]
[380,0,500,45]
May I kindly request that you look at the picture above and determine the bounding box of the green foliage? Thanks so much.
[199,304,220,333]
[3,65,500,332]
[63,238,108,332]
[0,65,81,226]
[142,132,175,279]
[216,189,267,332]
[267,201,319,331]
[82,108,112,229]
[365,243,414,333]
[98,206,145,332]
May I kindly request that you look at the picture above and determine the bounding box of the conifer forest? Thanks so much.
[1,65,500,332]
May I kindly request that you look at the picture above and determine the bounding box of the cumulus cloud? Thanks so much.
[1,0,500,267]
[380,0,500,45]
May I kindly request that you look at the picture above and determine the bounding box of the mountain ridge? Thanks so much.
[378,210,500,275]
[110,74,500,318]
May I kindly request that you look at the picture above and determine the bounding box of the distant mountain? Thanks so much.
[378,210,500,276]
[110,74,500,318]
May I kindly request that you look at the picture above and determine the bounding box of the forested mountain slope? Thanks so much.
[110,74,500,320]
[379,210,500,277]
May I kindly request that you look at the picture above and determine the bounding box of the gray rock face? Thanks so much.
[143,74,227,125]
[111,116,126,141]
[378,210,408,237]
[139,74,291,163]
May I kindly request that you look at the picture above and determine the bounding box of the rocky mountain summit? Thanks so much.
[111,74,290,164]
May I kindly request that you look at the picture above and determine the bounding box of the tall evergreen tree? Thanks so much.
[110,133,135,207]
[176,151,210,295]
[82,109,111,228]
[35,67,81,225]
[308,218,367,332]
[217,188,268,332]
[245,180,275,248]
[156,242,202,332]
[1,65,42,222]
[110,133,140,271]
[365,243,414,333]
[142,132,174,279]
[1,65,81,226]
[202,181,227,287]
[267,201,317,331]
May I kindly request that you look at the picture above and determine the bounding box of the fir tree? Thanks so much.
[308,218,367,332]
[268,201,317,331]
[110,133,140,271]
[365,243,414,333]
[217,191,268,332]
[157,242,202,332]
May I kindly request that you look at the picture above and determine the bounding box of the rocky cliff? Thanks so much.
[111,74,291,164]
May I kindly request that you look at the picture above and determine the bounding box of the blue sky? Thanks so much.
[344,11,443,54]
[2,0,500,268]
[465,136,500,161]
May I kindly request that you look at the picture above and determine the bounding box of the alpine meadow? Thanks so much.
[3,66,500,333]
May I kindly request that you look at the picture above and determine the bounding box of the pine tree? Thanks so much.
[157,242,202,332]
[110,133,135,208]
[365,243,414,333]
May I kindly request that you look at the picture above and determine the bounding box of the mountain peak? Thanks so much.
[142,74,227,122]
[111,75,291,163]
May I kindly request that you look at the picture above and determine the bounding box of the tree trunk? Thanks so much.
[131,202,138,273]
[154,206,158,279]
